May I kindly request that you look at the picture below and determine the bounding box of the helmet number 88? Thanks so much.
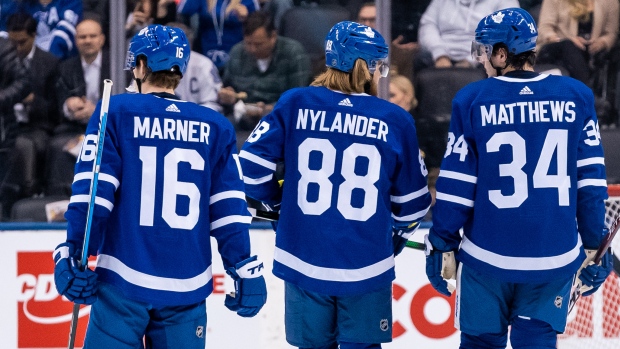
[297,138,380,221]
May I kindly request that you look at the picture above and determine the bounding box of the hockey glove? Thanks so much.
[392,222,420,256]
[53,242,98,304]
[579,249,613,296]
[224,255,267,317]
[424,234,457,297]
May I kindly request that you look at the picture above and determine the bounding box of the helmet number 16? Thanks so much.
[176,47,184,58]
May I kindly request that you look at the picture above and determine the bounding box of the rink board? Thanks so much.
[1,226,617,349]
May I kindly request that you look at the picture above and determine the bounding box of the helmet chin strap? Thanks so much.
[133,67,151,94]
[490,59,507,76]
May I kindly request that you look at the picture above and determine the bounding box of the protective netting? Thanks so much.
[559,185,620,348]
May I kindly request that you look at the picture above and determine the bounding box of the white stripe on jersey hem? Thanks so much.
[392,205,430,221]
[210,190,246,205]
[577,179,607,188]
[73,172,120,189]
[274,247,394,282]
[391,186,429,203]
[493,74,549,83]
[211,215,252,230]
[460,235,582,271]
[97,254,213,292]
[436,192,474,207]
[238,150,277,170]
[439,170,477,184]
[576,157,605,167]
[70,194,114,211]
[244,174,273,185]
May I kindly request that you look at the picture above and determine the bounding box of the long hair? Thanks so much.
[390,74,417,110]
[311,59,377,96]
[567,0,591,22]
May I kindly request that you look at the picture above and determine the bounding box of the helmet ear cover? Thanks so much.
[325,21,389,74]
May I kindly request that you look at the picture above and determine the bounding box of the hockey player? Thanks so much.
[425,8,613,349]
[52,25,267,348]
[239,21,432,349]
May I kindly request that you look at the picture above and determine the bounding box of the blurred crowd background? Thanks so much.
[0,0,619,222]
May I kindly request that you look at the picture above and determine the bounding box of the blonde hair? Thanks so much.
[311,59,377,95]
[390,74,418,110]
[208,0,241,16]
[568,0,591,22]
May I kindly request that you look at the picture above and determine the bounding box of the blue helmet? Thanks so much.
[325,21,389,75]
[125,25,190,76]
[472,8,537,62]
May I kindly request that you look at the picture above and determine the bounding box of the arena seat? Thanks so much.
[413,67,487,169]
[279,3,351,78]
[10,196,70,222]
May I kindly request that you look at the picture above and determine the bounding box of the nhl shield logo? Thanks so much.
[380,319,389,331]
[554,296,563,308]
[196,326,204,338]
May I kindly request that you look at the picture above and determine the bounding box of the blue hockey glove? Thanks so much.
[579,250,613,296]
[424,234,457,297]
[224,255,267,317]
[392,222,420,256]
[53,242,98,305]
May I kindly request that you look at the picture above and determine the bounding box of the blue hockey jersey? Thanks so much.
[240,86,431,296]
[430,71,608,283]
[65,92,253,306]
[0,0,82,60]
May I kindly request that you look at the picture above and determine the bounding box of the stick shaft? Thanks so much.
[67,79,113,349]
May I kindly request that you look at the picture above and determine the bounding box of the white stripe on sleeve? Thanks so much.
[391,186,429,203]
[438,170,477,184]
[210,190,246,205]
[436,192,474,207]
[210,215,253,230]
[239,150,277,170]
[576,157,605,167]
[73,172,120,189]
[577,179,608,188]
[70,194,114,211]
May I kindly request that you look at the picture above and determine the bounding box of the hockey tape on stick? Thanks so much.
[568,212,620,314]
[68,79,113,349]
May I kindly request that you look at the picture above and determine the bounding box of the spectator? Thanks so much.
[0,0,82,60]
[218,10,310,149]
[0,38,31,219]
[389,74,417,113]
[178,0,260,69]
[417,0,519,69]
[537,0,619,85]
[5,12,60,202]
[354,1,431,79]
[45,17,109,196]
[125,0,177,38]
[167,21,223,112]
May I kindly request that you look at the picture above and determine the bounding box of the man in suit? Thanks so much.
[46,16,110,196]
[6,12,60,202]
[0,37,30,219]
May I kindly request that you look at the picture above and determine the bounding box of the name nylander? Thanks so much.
[134,116,211,144]
[480,100,576,126]
[295,109,389,142]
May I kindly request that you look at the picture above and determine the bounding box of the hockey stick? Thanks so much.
[568,212,620,314]
[247,207,427,251]
[67,79,113,349]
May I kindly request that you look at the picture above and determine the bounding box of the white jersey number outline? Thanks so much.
[297,138,380,221]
